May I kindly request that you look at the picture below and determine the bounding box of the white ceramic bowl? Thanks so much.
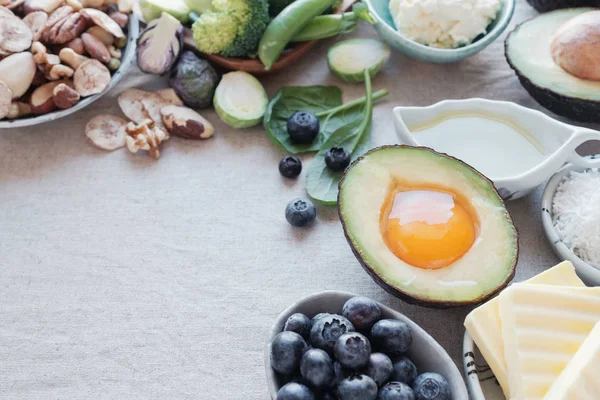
[393,98,600,200]
[541,158,600,286]
[265,291,469,399]
[0,14,139,128]
[463,331,504,400]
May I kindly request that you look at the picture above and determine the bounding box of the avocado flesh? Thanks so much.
[338,146,518,307]
[506,8,600,122]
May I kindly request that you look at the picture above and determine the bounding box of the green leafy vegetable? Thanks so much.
[264,87,388,154]
[306,70,374,204]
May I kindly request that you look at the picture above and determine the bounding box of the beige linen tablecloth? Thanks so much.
[1,2,599,399]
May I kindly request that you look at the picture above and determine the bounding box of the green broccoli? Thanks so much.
[192,0,270,58]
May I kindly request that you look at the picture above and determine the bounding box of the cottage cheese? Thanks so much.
[389,0,501,49]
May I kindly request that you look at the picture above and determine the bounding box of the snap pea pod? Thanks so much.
[292,3,376,43]
[259,0,337,70]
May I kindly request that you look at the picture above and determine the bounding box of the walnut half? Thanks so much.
[125,119,169,160]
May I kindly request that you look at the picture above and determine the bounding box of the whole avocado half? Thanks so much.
[337,146,519,308]
[505,9,600,123]
[526,0,598,12]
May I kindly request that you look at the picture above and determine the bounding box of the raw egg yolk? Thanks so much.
[382,190,476,270]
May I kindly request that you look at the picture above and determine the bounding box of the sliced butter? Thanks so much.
[464,261,584,396]
[500,284,600,399]
[543,322,600,399]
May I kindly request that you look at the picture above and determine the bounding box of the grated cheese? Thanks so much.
[552,169,600,267]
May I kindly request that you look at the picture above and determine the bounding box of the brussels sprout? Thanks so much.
[137,12,184,75]
[214,71,268,129]
[139,0,191,23]
[169,51,219,109]
[327,38,390,83]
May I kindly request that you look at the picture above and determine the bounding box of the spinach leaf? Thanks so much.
[264,86,343,154]
[264,86,389,155]
[306,71,374,204]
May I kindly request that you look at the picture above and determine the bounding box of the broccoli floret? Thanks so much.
[192,0,270,58]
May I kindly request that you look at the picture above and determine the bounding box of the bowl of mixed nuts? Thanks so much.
[0,0,138,128]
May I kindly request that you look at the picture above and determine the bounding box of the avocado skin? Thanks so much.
[505,17,600,123]
[526,0,598,12]
[337,145,519,309]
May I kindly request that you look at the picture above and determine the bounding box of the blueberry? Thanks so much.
[412,373,450,400]
[378,382,416,400]
[337,374,378,400]
[333,361,352,386]
[277,382,315,400]
[288,111,319,144]
[342,296,382,331]
[311,313,330,325]
[284,313,312,339]
[324,147,351,172]
[285,198,317,227]
[366,353,393,387]
[279,156,303,178]
[371,319,413,355]
[310,314,355,353]
[390,357,418,386]
[334,332,371,369]
[271,331,308,375]
[300,348,335,389]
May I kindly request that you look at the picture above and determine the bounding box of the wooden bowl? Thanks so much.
[183,0,357,75]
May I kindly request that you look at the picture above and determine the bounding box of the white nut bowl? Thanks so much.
[541,157,600,286]
[463,331,505,400]
[265,291,469,399]
[0,14,139,128]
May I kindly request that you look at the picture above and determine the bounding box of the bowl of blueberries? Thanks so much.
[265,291,469,400]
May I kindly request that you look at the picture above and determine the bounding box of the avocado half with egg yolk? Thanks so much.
[338,146,518,307]
[505,8,600,122]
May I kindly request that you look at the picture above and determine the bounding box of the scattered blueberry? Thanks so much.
[334,332,372,369]
[279,156,303,178]
[324,147,351,172]
[300,349,335,389]
[412,373,450,400]
[337,374,378,400]
[285,198,317,227]
[276,382,315,400]
[390,358,418,386]
[342,296,382,331]
[288,111,320,144]
[366,353,393,387]
[310,314,355,353]
[371,320,413,355]
[311,313,331,326]
[271,331,308,375]
[284,313,312,339]
[378,382,415,400]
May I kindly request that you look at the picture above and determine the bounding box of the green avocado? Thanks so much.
[505,8,600,123]
[338,146,518,308]
[526,0,597,13]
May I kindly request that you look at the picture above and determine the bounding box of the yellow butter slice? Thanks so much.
[543,322,600,399]
[464,261,584,396]
[500,284,600,399]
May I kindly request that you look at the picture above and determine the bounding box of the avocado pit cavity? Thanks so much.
[551,10,600,81]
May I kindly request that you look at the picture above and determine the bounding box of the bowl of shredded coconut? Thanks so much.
[364,0,515,63]
[542,158,600,285]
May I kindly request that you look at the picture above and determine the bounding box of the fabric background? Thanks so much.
[1,2,599,398]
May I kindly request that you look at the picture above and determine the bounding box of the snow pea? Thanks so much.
[258,0,337,70]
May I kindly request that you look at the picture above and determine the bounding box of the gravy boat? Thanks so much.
[393,98,600,200]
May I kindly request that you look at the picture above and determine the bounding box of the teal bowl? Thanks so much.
[364,0,516,63]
